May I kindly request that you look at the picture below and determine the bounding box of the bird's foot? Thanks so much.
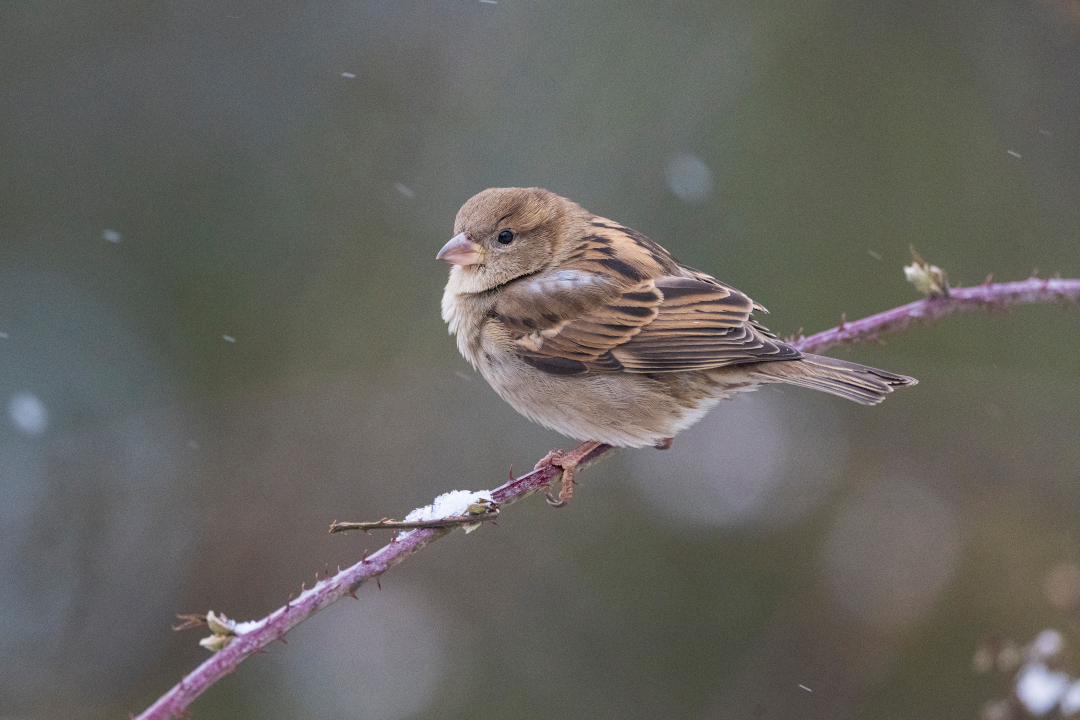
[535,441,603,508]
[654,437,674,450]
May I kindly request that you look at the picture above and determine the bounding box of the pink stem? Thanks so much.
[792,277,1080,354]
[133,277,1079,719]
[134,445,609,720]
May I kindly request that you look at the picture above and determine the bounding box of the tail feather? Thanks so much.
[750,354,917,406]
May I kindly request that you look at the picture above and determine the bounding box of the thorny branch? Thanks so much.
[134,274,1080,720]
[791,276,1080,354]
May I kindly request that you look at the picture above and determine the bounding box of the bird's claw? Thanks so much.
[536,449,574,508]
[535,441,602,509]
[534,449,567,471]
[545,490,568,508]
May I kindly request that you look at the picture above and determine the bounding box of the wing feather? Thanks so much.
[491,219,800,376]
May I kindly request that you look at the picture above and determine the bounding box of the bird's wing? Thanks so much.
[609,276,801,372]
[498,274,800,376]
[489,215,678,368]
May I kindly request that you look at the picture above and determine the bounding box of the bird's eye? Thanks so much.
[497,229,514,245]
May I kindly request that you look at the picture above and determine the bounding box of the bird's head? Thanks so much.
[438,187,586,293]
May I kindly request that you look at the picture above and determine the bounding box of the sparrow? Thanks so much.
[438,187,916,505]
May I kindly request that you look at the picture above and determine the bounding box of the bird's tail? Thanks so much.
[749,354,917,406]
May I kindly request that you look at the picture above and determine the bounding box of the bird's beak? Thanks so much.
[437,233,485,266]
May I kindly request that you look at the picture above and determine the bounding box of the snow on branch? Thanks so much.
[133,274,1080,720]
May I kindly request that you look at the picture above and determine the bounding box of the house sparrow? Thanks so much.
[439,187,916,505]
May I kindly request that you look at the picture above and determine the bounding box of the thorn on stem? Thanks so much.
[173,613,209,632]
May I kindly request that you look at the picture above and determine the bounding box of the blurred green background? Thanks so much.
[2,1,1079,718]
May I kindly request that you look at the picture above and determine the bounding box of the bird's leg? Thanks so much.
[654,437,674,450]
[536,441,603,508]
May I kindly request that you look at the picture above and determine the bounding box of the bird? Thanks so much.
[438,187,916,506]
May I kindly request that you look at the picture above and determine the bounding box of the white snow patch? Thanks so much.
[233,619,265,635]
[404,490,494,524]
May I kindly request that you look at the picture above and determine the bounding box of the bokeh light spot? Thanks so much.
[8,392,48,436]
[258,588,449,720]
[628,392,849,529]
[821,479,960,630]
[664,153,714,203]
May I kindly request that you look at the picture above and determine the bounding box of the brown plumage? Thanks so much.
[439,187,916,460]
